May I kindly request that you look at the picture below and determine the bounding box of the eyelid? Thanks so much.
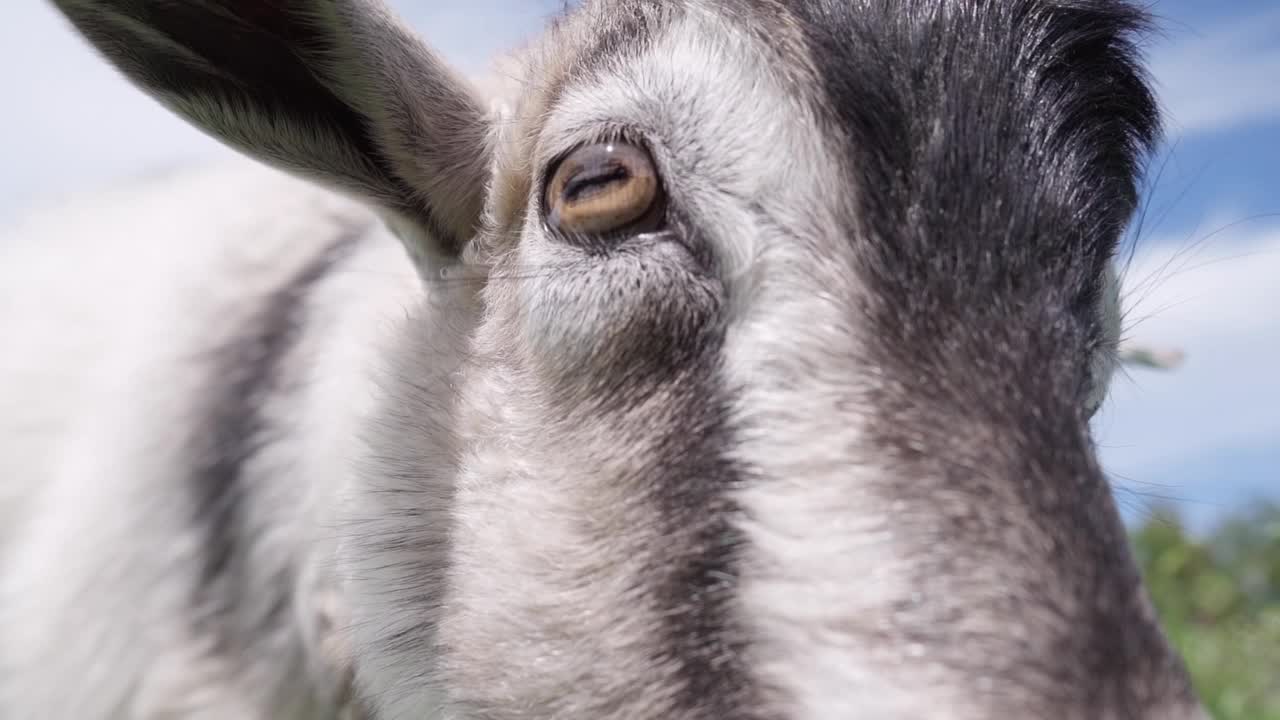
[543,140,665,238]
[536,120,656,194]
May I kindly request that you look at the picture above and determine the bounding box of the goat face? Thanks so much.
[46,0,1204,718]
[349,3,1199,718]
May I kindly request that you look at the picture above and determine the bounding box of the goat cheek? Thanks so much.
[517,245,722,385]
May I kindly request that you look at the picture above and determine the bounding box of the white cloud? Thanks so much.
[0,3,225,218]
[1148,7,1280,137]
[0,1,558,220]
[1096,221,1280,496]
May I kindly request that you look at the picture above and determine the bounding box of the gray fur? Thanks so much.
[3,1,1207,719]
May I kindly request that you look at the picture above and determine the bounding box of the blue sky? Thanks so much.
[1096,0,1280,533]
[3,2,1276,535]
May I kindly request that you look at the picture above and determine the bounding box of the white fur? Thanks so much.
[0,159,419,718]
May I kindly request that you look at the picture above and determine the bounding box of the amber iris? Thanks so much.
[545,142,663,236]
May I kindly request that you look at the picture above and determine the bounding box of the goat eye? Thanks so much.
[544,142,663,236]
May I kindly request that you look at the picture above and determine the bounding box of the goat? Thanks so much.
[1,0,1207,718]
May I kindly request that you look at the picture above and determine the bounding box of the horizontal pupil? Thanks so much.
[563,162,631,203]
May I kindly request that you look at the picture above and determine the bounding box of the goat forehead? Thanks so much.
[693,0,1155,361]
[502,0,1156,416]
[537,0,1158,230]
[514,1,1148,378]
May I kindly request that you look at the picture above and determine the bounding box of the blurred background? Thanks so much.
[3,1,1277,717]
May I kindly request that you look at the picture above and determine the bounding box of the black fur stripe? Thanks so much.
[645,370,764,719]
[782,1,1182,709]
[187,223,366,649]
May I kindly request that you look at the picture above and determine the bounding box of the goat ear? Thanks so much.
[50,0,492,259]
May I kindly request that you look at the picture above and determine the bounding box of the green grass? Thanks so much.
[1132,503,1280,719]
